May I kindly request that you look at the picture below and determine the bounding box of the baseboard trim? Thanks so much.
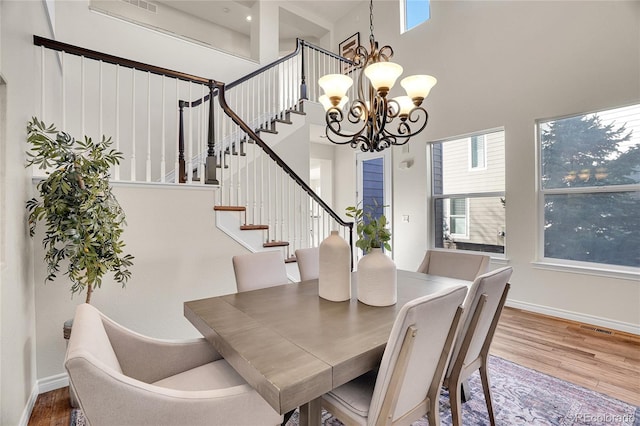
[506,299,640,335]
[18,373,69,426]
[38,372,69,393]
[18,383,39,426]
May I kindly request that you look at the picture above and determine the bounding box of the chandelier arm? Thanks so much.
[325,106,369,142]
[382,107,430,141]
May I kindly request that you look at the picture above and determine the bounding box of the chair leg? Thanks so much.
[449,379,464,426]
[479,358,496,426]
[427,395,440,426]
[427,408,439,426]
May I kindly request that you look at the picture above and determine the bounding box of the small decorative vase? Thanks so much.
[357,248,397,306]
[319,230,351,302]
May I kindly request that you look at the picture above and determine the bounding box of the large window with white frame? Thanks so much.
[431,129,506,254]
[538,104,640,269]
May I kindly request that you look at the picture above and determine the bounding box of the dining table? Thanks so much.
[183,269,471,426]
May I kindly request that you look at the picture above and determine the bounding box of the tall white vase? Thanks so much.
[357,248,397,306]
[319,230,351,302]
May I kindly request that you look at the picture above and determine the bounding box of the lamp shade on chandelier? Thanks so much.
[318,0,436,152]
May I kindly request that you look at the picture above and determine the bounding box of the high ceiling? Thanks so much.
[155,0,363,42]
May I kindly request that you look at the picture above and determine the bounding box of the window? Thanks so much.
[449,198,467,236]
[470,135,486,170]
[538,104,640,268]
[431,129,505,254]
[402,0,430,33]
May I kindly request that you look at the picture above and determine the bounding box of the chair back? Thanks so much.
[368,285,468,425]
[232,250,288,292]
[294,247,320,281]
[447,266,512,377]
[417,250,490,281]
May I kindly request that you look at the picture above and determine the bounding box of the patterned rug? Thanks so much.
[70,356,639,425]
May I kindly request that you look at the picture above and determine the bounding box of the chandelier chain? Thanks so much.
[369,0,375,44]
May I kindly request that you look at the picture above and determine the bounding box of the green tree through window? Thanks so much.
[540,107,640,268]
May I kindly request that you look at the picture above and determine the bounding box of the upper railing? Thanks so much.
[33,35,354,257]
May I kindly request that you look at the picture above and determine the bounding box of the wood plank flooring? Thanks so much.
[491,307,640,406]
[27,307,640,425]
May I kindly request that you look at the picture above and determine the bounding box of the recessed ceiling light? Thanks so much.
[246,15,252,22]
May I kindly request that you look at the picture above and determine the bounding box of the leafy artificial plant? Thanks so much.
[345,201,391,254]
[26,117,134,304]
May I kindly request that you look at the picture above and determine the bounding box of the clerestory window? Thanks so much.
[402,0,430,33]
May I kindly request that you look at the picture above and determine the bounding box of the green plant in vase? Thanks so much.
[345,201,391,254]
[25,117,134,304]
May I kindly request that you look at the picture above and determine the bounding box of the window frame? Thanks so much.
[535,104,640,278]
[429,127,506,257]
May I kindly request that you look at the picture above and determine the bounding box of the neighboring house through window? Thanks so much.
[402,0,430,33]
[431,129,506,253]
[538,104,640,269]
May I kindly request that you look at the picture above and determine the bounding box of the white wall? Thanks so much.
[332,0,640,330]
[90,0,252,59]
[54,1,258,85]
[0,1,50,423]
[33,184,249,379]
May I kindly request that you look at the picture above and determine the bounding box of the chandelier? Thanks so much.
[318,0,437,152]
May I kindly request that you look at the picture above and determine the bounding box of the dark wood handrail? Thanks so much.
[180,38,355,108]
[34,35,212,85]
[215,82,353,233]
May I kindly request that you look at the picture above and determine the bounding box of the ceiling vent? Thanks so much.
[122,0,157,14]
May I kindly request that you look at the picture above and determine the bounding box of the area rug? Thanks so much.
[70,356,639,425]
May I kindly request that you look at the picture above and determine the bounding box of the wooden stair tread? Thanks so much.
[257,128,278,135]
[240,224,269,230]
[263,241,289,247]
[214,206,246,212]
[273,118,293,125]
[284,256,297,264]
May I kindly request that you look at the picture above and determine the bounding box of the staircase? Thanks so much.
[33,36,356,268]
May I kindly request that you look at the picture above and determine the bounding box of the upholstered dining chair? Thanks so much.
[65,303,283,426]
[294,247,320,281]
[232,250,288,292]
[417,249,490,281]
[321,285,468,426]
[443,266,513,426]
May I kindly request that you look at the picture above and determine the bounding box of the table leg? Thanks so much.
[298,397,322,426]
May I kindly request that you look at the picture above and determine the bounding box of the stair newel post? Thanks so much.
[299,39,308,101]
[178,100,186,183]
[206,80,219,185]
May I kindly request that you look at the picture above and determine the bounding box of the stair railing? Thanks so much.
[34,35,215,184]
[33,35,355,261]
[178,40,357,256]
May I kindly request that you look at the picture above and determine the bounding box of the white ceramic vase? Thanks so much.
[319,230,351,302]
[357,248,397,306]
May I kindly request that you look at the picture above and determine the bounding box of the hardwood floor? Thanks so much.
[491,307,640,407]
[27,307,640,425]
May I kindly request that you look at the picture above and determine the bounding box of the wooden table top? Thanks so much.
[184,270,470,415]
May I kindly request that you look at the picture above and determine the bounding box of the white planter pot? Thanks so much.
[357,248,397,306]
[319,231,351,302]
